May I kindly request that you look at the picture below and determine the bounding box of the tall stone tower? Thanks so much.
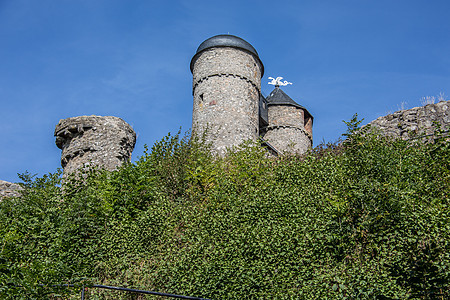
[190,34,264,154]
[54,115,136,177]
[262,86,313,154]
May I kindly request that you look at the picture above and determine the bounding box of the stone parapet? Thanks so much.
[192,47,262,92]
[54,116,136,176]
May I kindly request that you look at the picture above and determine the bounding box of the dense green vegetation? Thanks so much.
[1,120,449,299]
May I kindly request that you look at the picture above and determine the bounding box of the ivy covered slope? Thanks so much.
[1,122,449,299]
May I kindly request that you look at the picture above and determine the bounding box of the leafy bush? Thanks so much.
[0,121,448,299]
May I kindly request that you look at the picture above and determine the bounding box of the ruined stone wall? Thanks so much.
[54,116,136,177]
[192,47,262,155]
[263,105,312,154]
[367,100,449,139]
[0,180,22,199]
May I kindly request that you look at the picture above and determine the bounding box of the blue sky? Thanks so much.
[1,0,449,183]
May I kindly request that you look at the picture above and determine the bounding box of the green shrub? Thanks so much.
[0,120,448,299]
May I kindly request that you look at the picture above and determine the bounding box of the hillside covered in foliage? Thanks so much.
[1,121,449,299]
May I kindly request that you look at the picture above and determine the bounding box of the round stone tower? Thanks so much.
[190,34,264,154]
[54,116,136,177]
[263,87,313,154]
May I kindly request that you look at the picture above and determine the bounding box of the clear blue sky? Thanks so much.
[1,0,449,183]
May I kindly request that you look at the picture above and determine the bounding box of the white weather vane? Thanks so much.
[268,76,292,87]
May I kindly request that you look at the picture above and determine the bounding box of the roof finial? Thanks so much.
[268,76,292,87]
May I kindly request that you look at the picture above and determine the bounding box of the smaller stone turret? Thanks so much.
[262,87,313,154]
[55,116,136,176]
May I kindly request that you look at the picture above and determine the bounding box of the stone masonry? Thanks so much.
[190,35,315,156]
[0,180,22,199]
[55,116,136,177]
[264,105,312,154]
[261,86,313,154]
[367,100,449,139]
[191,36,263,155]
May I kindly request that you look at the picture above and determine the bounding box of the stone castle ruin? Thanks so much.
[190,35,313,155]
[0,34,449,198]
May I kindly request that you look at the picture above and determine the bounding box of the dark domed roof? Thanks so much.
[196,35,259,57]
[190,34,264,76]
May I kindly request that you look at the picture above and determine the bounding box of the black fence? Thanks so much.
[78,284,211,299]
[3,284,211,299]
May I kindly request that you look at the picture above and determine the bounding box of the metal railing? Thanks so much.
[2,284,211,299]
[78,284,211,299]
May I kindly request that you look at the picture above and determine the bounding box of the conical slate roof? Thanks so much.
[266,87,313,119]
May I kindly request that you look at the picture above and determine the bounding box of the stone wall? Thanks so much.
[192,47,262,155]
[0,180,22,199]
[267,105,305,128]
[367,100,449,139]
[55,116,136,177]
[263,105,312,154]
